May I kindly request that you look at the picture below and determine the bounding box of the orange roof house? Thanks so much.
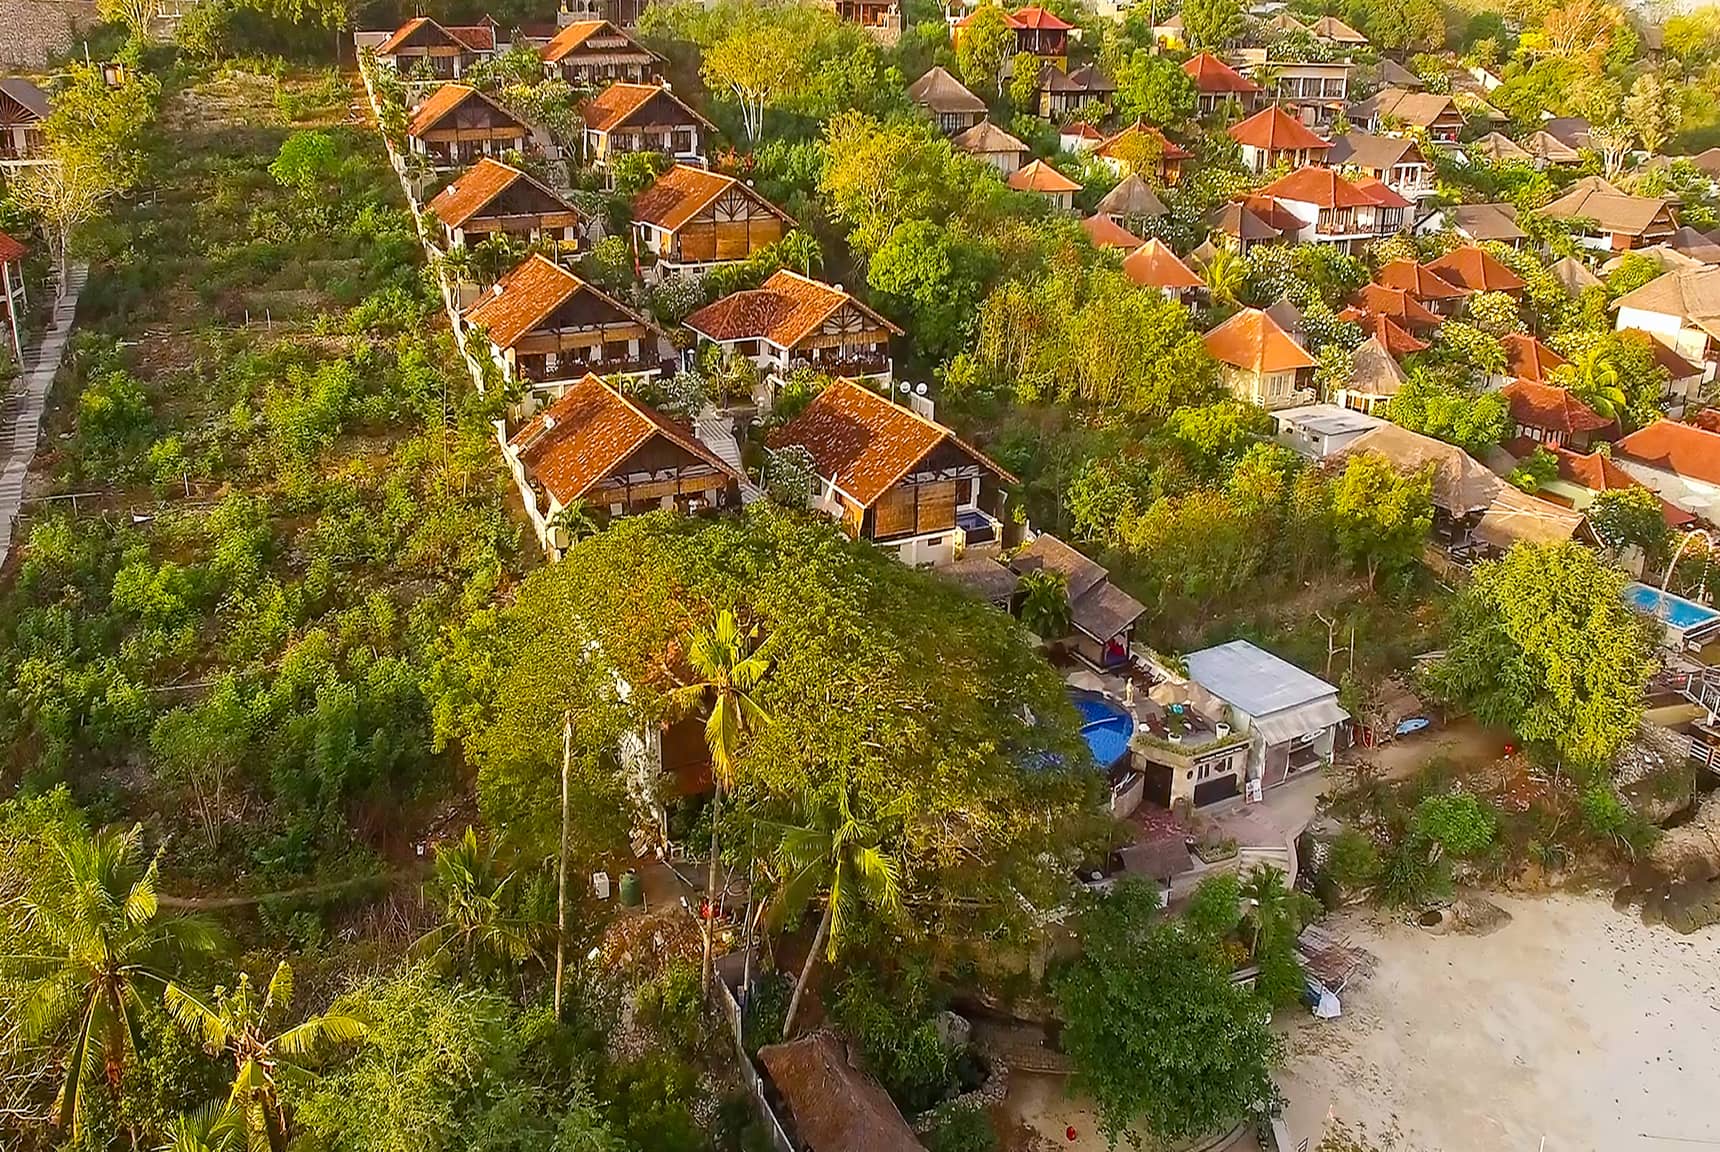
[1007,158,1082,208]
[1501,379,1613,449]
[424,158,587,250]
[767,379,1018,561]
[1082,213,1144,250]
[1184,52,1260,115]
[954,6,1072,66]
[582,82,716,169]
[631,164,793,275]
[1205,307,1317,410]
[1094,122,1190,184]
[465,254,666,386]
[1228,105,1332,173]
[1255,167,1378,249]
[1376,259,1470,313]
[1342,311,1429,358]
[1498,333,1567,384]
[375,16,498,78]
[1423,246,1526,295]
[1348,284,1440,331]
[685,270,902,385]
[1616,420,1720,505]
[539,19,661,86]
[504,373,742,550]
[1122,238,1204,299]
[405,84,531,168]
[1546,445,1696,527]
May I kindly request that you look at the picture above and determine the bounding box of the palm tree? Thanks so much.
[412,826,543,972]
[1018,569,1071,639]
[1203,247,1251,309]
[3,824,218,1138]
[1560,346,1626,422]
[775,230,822,277]
[160,1101,245,1152]
[437,243,474,289]
[164,962,366,1152]
[668,609,773,993]
[772,777,904,1038]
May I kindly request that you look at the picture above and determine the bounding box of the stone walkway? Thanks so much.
[0,264,87,568]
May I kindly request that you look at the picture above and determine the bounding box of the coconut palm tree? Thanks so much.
[412,826,544,972]
[1559,345,1627,422]
[436,244,474,290]
[160,1101,245,1152]
[668,609,773,993]
[548,498,600,549]
[1203,247,1252,309]
[3,824,218,1137]
[1018,569,1071,639]
[164,962,367,1152]
[772,777,904,1038]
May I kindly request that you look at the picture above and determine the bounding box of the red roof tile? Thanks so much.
[0,231,24,262]
[767,379,1016,507]
[1350,284,1439,329]
[1617,420,1720,487]
[1424,246,1526,293]
[1183,52,1260,94]
[1204,307,1316,373]
[684,270,902,349]
[425,158,576,230]
[1081,213,1144,249]
[1500,333,1567,384]
[540,19,659,64]
[464,253,656,350]
[508,374,736,504]
[1352,174,1411,210]
[1228,106,1331,153]
[583,82,714,133]
[1008,158,1082,193]
[1259,166,1375,209]
[377,17,492,55]
[1549,445,1696,526]
[1122,238,1205,291]
[1500,380,1613,435]
[1377,259,1469,300]
[1337,310,1429,356]
[407,83,522,139]
[1012,5,1073,28]
[632,164,791,233]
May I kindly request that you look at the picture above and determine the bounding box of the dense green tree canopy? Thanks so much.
[1427,542,1657,767]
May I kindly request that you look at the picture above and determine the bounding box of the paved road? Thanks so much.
[0,265,87,569]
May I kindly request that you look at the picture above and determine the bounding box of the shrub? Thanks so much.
[1579,783,1657,859]
[1184,872,1241,941]
[1325,828,1382,891]
[1376,836,1450,908]
[1410,792,1497,859]
[924,1105,999,1152]
[830,970,953,1114]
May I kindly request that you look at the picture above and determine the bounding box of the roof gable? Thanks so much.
[425,158,580,229]
[1259,166,1375,209]
[1501,380,1611,435]
[1228,105,1331,152]
[1204,307,1316,373]
[1182,51,1260,94]
[540,19,660,64]
[583,82,713,133]
[766,379,1014,507]
[632,164,791,232]
[407,83,526,139]
[1422,246,1526,293]
[1008,158,1081,193]
[0,78,49,122]
[685,270,903,349]
[1122,238,1204,290]
[465,254,652,349]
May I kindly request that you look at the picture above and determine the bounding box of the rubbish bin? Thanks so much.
[618,869,643,907]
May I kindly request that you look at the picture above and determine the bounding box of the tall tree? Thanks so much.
[702,20,812,144]
[1624,73,1681,157]
[1056,879,1281,1145]
[1181,0,1245,50]
[957,4,1016,95]
[2,825,217,1137]
[1018,569,1071,638]
[1330,453,1433,588]
[668,609,773,993]
[165,962,368,1152]
[1427,541,1657,767]
[9,155,115,294]
[772,777,904,1038]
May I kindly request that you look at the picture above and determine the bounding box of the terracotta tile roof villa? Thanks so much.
[581,82,715,169]
[1501,379,1613,449]
[539,19,661,86]
[503,373,741,554]
[465,253,666,388]
[374,16,499,78]
[406,83,532,168]
[1122,238,1204,298]
[1206,307,1317,410]
[1422,245,1525,294]
[1228,105,1332,173]
[1499,332,1567,384]
[424,158,587,251]
[630,164,793,276]
[685,270,902,386]
[1183,51,1261,115]
[1081,212,1144,250]
[1007,158,1081,208]
[1094,121,1188,183]
[768,379,1018,567]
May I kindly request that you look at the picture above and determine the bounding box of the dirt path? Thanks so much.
[159,864,426,910]
[1276,895,1720,1151]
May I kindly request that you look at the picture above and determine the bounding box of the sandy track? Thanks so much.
[1277,895,1720,1152]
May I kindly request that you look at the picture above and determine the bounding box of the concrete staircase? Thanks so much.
[694,406,762,505]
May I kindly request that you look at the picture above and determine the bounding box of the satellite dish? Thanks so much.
[915,382,928,395]
[898,381,911,394]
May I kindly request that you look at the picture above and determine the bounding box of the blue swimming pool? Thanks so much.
[1625,582,1720,632]
[1072,691,1134,770]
